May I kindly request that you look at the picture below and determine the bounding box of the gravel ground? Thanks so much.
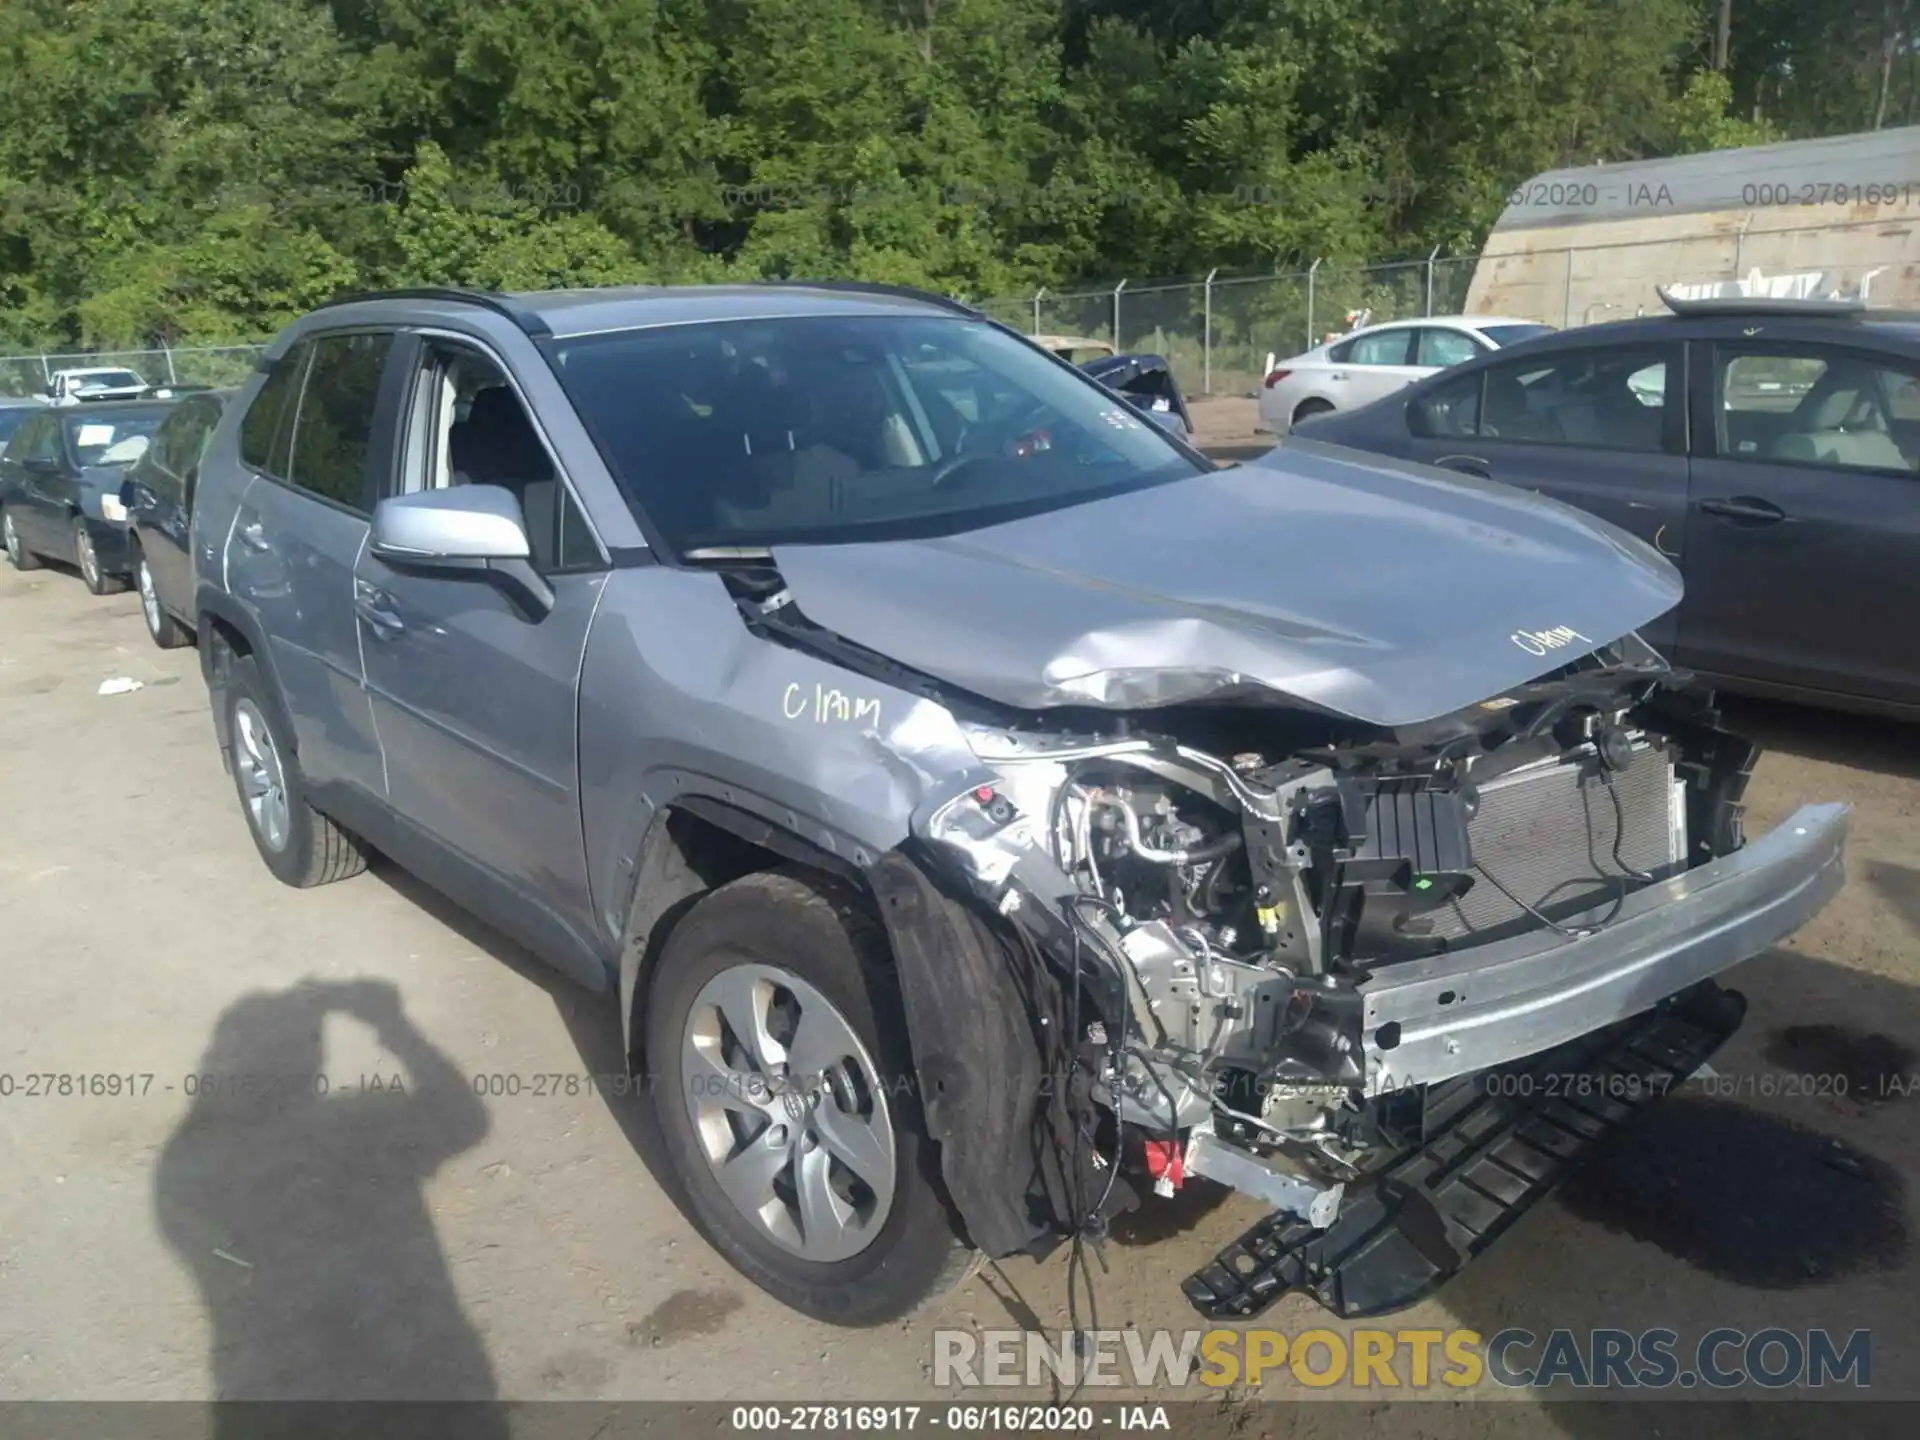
[1,418,1914,1432]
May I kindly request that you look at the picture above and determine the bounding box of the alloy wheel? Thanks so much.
[232,698,291,853]
[138,560,161,635]
[76,528,99,589]
[681,963,897,1262]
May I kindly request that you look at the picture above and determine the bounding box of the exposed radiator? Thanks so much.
[1433,741,1685,941]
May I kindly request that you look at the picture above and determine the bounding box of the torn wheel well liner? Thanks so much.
[867,848,1095,1260]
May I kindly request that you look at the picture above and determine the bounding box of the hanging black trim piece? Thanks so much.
[1183,981,1748,1320]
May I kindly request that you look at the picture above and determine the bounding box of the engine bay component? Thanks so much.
[904,657,1850,1316]
[1183,1126,1344,1229]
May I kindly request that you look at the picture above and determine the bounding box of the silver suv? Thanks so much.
[192,284,1848,1326]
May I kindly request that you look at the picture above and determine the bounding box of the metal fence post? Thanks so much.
[1202,267,1218,395]
[38,355,50,388]
[1112,279,1128,348]
[1032,287,1045,334]
[1425,245,1441,316]
[1306,258,1321,349]
[163,347,177,385]
[1562,248,1575,327]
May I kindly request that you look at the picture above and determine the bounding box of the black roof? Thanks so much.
[1500,304,1920,355]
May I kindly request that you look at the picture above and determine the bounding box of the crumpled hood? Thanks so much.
[770,439,1684,728]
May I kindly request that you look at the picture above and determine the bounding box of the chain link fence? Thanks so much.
[974,251,1489,398]
[0,344,262,399]
[977,215,1917,397]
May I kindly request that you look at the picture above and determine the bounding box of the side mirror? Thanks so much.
[370,484,554,619]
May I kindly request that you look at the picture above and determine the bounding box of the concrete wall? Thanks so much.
[1467,128,1920,323]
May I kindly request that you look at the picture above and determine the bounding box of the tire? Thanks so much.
[3,508,41,571]
[135,549,190,649]
[73,519,126,595]
[223,655,368,888]
[646,868,967,1325]
[1293,397,1335,426]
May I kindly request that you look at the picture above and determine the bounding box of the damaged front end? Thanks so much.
[894,640,1849,1317]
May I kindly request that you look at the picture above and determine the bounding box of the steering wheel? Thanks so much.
[928,452,992,490]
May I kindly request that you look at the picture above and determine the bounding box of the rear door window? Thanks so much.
[1418,345,1674,453]
[1407,371,1484,438]
[1415,327,1483,368]
[1716,346,1920,473]
[1334,329,1417,366]
[154,400,220,501]
[27,414,64,465]
[285,333,396,514]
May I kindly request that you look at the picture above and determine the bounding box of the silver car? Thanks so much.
[1259,315,1554,434]
[189,284,1844,1327]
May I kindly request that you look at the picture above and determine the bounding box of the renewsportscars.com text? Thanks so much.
[933,1325,1871,1391]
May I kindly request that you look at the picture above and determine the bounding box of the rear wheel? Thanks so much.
[646,869,967,1325]
[73,520,125,596]
[135,550,189,649]
[1293,397,1335,426]
[224,656,368,887]
[3,509,41,571]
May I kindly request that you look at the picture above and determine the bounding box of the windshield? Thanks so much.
[63,411,165,466]
[1479,323,1556,348]
[547,314,1205,550]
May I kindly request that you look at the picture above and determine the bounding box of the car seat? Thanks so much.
[711,364,863,533]
[1770,375,1911,470]
[447,387,561,567]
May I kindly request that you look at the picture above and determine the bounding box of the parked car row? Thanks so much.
[3,284,1848,1336]
[1295,291,1920,720]
[1,389,229,624]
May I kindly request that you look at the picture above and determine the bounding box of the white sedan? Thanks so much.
[1258,315,1554,434]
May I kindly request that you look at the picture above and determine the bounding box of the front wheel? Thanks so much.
[646,869,967,1325]
[3,509,41,571]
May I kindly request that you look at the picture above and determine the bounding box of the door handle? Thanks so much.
[1697,495,1789,525]
[353,581,405,636]
[237,520,271,552]
[1328,372,1349,382]
[1435,454,1492,479]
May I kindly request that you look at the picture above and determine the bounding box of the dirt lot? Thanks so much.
[1,414,1916,1430]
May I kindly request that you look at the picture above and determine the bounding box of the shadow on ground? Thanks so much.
[152,977,507,1432]
[1422,931,1920,1437]
[1718,693,1920,783]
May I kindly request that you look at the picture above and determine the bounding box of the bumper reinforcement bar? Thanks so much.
[1182,980,1747,1320]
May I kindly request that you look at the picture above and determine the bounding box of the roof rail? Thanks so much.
[314,286,553,337]
[1655,286,1869,319]
[757,279,982,317]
